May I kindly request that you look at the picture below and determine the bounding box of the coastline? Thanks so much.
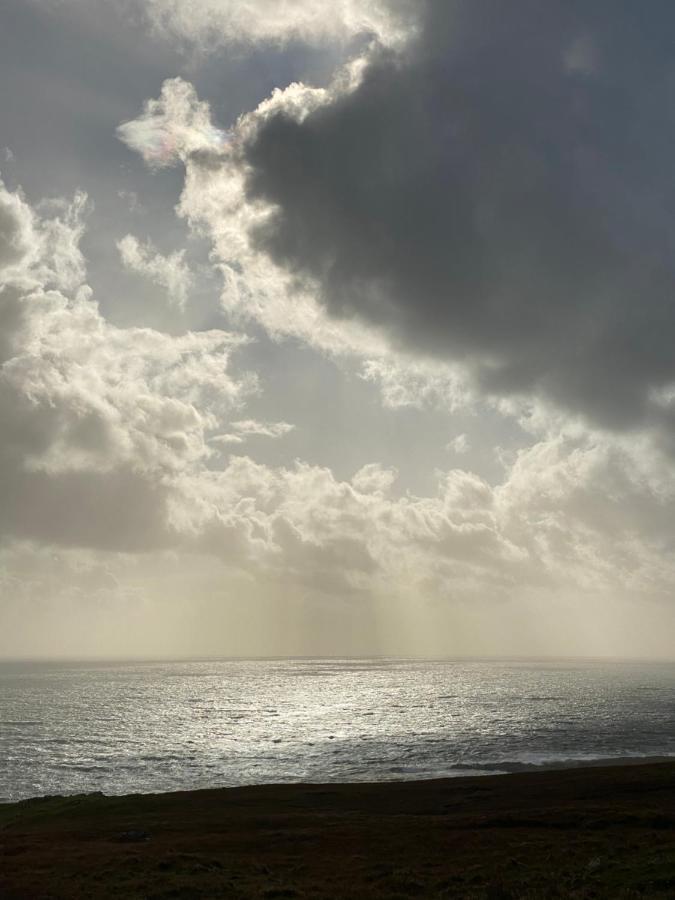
[3,760,675,898]
[4,753,675,807]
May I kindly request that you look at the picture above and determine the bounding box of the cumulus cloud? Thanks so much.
[150,76,391,358]
[118,233,192,309]
[2,170,674,618]
[181,455,524,598]
[0,172,482,600]
[237,0,675,440]
[0,176,254,552]
[144,0,417,51]
[172,429,675,607]
[12,2,675,634]
[117,74,473,424]
[10,1,675,658]
[109,22,675,627]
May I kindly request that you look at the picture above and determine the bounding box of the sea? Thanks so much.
[2,657,675,803]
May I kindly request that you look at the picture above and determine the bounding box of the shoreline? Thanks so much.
[4,752,675,807]
[3,759,675,897]
[0,754,675,810]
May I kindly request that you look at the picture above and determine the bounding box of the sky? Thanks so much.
[2,0,675,659]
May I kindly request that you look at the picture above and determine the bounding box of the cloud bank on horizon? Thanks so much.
[3,0,675,658]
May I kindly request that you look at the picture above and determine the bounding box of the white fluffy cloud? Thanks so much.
[167,427,675,610]
[118,234,192,308]
[0,175,254,551]
[144,0,417,51]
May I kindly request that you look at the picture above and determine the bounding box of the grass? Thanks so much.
[2,762,675,897]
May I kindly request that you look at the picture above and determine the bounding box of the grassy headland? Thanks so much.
[2,762,675,898]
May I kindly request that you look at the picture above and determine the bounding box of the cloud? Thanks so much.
[351,463,397,494]
[8,30,675,630]
[211,419,294,445]
[2,166,674,614]
[8,3,675,657]
[111,42,675,623]
[360,356,467,410]
[182,455,524,597]
[173,428,675,607]
[143,0,418,51]
[117,78,230,169]
[117,74,473,425]
[118,233,192,309]
[0,182,35,270]
[0,169,485,597]
[0,176,255,552]
[237,1,675,440]
[138,76,392,358]
[448,434,470,455]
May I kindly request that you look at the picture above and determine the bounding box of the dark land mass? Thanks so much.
[3,762,675,898]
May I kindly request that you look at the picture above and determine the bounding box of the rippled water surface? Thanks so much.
[2,657,675,802]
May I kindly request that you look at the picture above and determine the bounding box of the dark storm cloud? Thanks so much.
[243,0,675,432]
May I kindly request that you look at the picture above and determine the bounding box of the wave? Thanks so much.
[446,753,675,775]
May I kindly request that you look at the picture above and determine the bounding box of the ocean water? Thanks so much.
[2,657,675,803]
